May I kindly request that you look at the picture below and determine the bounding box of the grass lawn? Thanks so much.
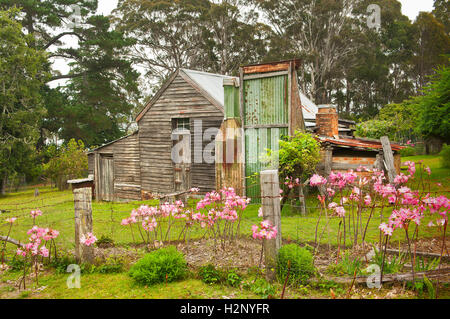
[0,154,448,299]
[0,154,448,253]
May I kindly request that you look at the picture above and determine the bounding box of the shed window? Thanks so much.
[173,118,190,131]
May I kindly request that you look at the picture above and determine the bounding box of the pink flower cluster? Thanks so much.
[80,232,97,246]
[423,195,449,226]
[30,209,43,218]
[142,218,158,232]
[5,217,17,224]
[16,226,59,257]
[285,176,300,189]
[309,174,327,187]
[194,187,250,227]
[328,202,346,217]
[328,170,358,189]
[251,220,278,240]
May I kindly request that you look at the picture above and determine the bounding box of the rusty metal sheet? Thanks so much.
[318,137,404,151]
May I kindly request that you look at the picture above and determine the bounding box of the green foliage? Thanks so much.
[43,139,88,190]
[198,264,223,285]
[92,258,124,274]
[0,8,48,184]
[197,265,242,287]
[310,278,345,296]
[440,144,450,168]
[412,64,450,141]
[400,147,416,157]
[7,255,31,272]
[115,0,268,82]
[355,100,418,142]
[277,244,315,285]
[225,269,242,287]
[243,278,276,299]
[128,247,187,286]
[49,253,78,274]
[327,251,363,277]
[414,257,440,272]
[407,276,436,299]
[58,15,141,147]
[267,131,321,180]
[96,235,115,248]
[372,249,405,274]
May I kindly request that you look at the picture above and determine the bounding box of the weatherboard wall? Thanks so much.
[137,73,224,195]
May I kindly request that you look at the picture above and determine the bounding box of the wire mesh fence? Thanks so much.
[0,178,448,264]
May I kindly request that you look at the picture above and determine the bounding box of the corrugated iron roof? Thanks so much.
[88,131,139,153]
[299,91,318,120]
[181,69,238,108]
[318,136,404,151]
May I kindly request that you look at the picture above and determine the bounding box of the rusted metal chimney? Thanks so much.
[316,105,339,138]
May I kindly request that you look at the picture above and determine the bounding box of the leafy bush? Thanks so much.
[49,253,78,274]
[43,139,88,190]
[400,146,416,157]
[128,246,187,285]
[96,235,115,248]
[440,144,450,168]
[198,264,223,285]
[225,269,242,287]
[198,265,242,287]
[277,244,315,285]
[94,257,124,274]
[7,255,31,272]
[244,278,276,298]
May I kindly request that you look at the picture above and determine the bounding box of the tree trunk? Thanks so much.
[1,174,7,196]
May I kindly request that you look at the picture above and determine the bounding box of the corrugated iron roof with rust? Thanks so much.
[318,136,404,151]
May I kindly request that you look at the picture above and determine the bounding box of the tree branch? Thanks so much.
[0,236,24,247]
[43,32,86,50]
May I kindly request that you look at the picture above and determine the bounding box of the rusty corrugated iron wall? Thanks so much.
[243,74,290,202]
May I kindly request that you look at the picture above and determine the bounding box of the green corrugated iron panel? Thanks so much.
[243,74,289,203]
[243,75,288,125]
[245,127,287,203]
[224,85,240,119]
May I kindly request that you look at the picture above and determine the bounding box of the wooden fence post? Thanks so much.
[380,136,397,183]
[73,187,94,264]
[260,170,282,282]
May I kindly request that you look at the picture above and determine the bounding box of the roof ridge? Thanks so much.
[181,68,238,79]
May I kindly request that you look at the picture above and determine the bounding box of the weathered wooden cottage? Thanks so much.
[89,68,238,201]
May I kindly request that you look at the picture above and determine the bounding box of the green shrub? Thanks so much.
[244,278,276,298]
[128,246,187,286]
[400,146,416,157]
[277,244,315,285]
[7,255,31,272]
[225,269,242,287]
[49,253,78,274]
[93,257,124,274]
[440,144,450,168]
[198,264,223,285]
[96,235,115,248]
